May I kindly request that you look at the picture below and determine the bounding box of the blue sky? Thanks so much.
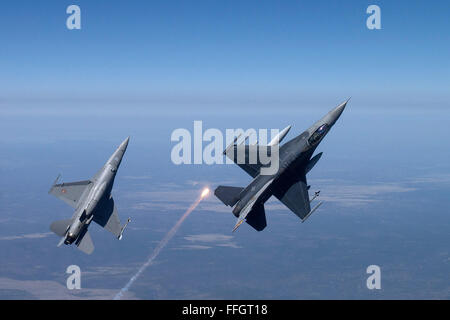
[0,1,449,299]
[1,0,449,113]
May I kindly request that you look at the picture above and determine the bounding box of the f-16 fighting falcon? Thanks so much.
[214,99,348,232]
[48,137,131,254]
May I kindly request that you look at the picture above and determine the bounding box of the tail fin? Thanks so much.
[246,204,267,231]
[214,186,244,207]
[50,219,71,237]
[75,229,94,255]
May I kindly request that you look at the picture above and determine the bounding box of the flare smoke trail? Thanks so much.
[114,188,209,300]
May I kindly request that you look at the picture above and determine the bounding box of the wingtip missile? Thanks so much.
[223,133,242,155]
[118,217,131,240]
[302,201,323,223]
[268,125,292,146]
[239,135,250,146]
[49,174,61,193]
[310,190,320,202]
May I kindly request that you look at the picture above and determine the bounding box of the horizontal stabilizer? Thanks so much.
[50,219,72,237]
[49,179,92,209]
[214,186,244,207]
[302,201,323,223]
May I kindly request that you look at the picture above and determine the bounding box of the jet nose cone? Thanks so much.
[121,136,130,149]
[328,98,349,125]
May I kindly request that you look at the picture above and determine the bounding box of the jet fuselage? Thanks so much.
[64,138,128,244]
[231,101,346,221]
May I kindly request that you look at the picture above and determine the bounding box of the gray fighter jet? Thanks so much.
[49,137,131,254]
[215,99,348,232]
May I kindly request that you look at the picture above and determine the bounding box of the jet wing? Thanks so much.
[225,145,272,178]
[93,196,122,238]
[49,180,92,209]
[274,177,311,220]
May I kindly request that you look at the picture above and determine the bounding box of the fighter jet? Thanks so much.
[214,99,348,232]
[48,137,131,254]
